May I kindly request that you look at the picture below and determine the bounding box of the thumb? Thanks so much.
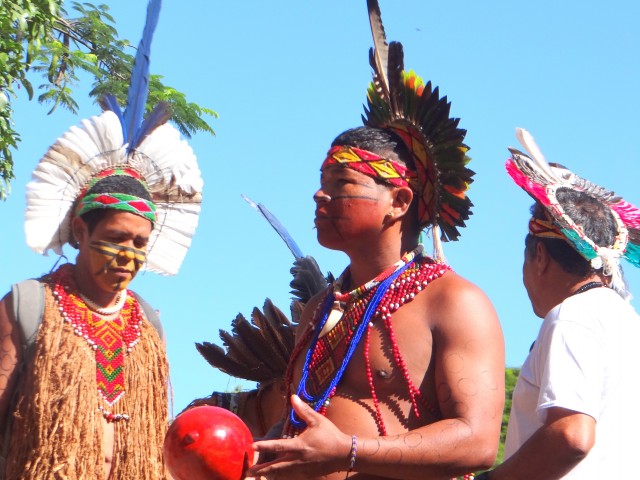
[291,394,321,428]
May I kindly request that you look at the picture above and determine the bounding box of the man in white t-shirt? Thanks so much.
[478,129,640,480]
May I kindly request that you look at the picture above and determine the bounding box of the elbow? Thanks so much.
[475,443,500,471]
[559,426,594,461]
[460,432,500,472]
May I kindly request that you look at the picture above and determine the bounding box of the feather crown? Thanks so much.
[25,0,203,276]
[362,0,474,244]
[506,128,640,298]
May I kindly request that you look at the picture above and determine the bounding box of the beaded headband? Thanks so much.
[362,0,474,246]
[322,145,416,189]
[77,193,157,223]
[24,0,203,276]
[507,127,640,299]
[75,167,157,223]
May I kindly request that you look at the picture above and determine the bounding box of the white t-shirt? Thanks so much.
[504,287,640,479]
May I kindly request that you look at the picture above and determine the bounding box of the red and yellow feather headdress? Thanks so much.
[362,0,474,247]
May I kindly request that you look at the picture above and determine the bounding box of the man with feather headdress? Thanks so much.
[247,2,505,479]
[476,129,640,480]
[0,0,202,478]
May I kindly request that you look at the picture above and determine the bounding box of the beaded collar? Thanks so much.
[318,246,424,338]
[333,245,423,303]
[49,264,143,422]
[284,251,450,437]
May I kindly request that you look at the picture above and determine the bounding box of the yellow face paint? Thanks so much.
[88,240,147,291]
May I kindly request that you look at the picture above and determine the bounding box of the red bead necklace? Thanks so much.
[284,254,450,437]
[49,264,142,422]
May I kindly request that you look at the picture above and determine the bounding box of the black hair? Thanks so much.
[526,188,617,276]
[331,126,415,170]
[80,175,153,234]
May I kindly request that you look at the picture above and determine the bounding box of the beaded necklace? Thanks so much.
[285,249,450,437]
[50,264,143,422]
[320,246,423,338]
[79,290,126,315]
[571,281,605,296]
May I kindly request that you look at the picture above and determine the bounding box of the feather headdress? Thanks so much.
[24,0,202,276]
[507,127,640,299]
[362,0,474,249]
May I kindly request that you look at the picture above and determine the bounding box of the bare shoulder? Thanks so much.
[422,270,499,332]
[0,291,22,358]
[0,292,16,331]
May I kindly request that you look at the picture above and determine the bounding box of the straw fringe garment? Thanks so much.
[5,283,170,479]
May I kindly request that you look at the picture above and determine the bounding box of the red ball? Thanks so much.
[163,405,254,480]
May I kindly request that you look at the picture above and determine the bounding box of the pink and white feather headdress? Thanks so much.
[506,128,640,300]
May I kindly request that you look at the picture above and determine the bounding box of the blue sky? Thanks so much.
[1,0,639,413]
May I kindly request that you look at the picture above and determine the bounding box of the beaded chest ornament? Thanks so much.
[285,248,450,437]
[50,264,142,422]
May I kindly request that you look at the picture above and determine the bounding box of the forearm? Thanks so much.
[351,419,497,480]
[486,420,592,480]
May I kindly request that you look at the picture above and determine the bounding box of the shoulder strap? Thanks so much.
[131,291,164,341]
[11,279,45,349]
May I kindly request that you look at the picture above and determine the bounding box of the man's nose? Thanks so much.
[313,191,332,204]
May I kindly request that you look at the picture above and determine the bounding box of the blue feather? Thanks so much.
[134,102,172,147]
[242,194,304,259]
[98,94,126,140]
[123,0,162,152]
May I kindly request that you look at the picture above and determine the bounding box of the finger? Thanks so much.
[290,394,321,427]
[253,438,293,454]
[247,452,296,476]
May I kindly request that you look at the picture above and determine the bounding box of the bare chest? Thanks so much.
[292,298,435,399]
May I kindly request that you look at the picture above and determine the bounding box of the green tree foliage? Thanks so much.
[0,0,217,199]
[497,367,520,463]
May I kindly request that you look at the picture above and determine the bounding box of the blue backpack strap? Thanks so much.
[131,291,164,341]
[11,279,45,349]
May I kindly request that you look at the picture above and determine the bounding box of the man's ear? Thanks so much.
[534,240,551,274]
[390,186,414,218]
[71,216,88,246]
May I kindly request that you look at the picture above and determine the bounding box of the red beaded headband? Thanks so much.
[322,145,416,189]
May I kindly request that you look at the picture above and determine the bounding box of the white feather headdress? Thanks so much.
[24,0,203,276]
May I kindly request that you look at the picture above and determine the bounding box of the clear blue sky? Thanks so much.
[1,0,639,414]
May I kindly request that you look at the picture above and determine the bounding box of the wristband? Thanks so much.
[345,435,357,479]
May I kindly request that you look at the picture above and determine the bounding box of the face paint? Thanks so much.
[314,166,393,249]
[88,240,147,291]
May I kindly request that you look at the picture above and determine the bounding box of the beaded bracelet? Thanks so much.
[345,435,357,479]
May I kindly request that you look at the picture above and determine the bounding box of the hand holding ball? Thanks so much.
[163,406,254,480]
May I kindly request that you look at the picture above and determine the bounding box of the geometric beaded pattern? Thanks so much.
[304,258,448,400]
[50,264,143,419]
[284,256,450,437]
[77,192,157,223]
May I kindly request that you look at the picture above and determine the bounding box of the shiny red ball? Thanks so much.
[163,405,254,480]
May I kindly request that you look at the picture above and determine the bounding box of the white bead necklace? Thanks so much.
[79,290,127,316]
